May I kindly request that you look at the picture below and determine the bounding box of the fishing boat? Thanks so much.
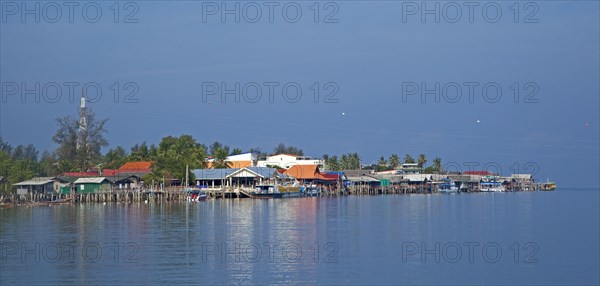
[301,185,319,197]
[278,185,302,197]
[186,189,208,202]
[541,180,557,191]
[253,185,281,198]
[479,181,505,192]
[48,198,73,205]
[438,179,459,193]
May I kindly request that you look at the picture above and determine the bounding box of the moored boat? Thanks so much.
[253,184,278,198]
[479,177,506,192]
[186,189,208,202]
[438,179,459,193]
[48,198,73,205]
[301,185,319,197]
[541,180,557,191]
[480,181,505,192]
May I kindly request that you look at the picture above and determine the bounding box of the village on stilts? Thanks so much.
[0,95,557,207]
[2,151,557,207]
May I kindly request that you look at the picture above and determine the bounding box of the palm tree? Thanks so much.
[231,148,243,155]
[129,143,147,161]
[209,141,229,156]
[212,147,230,168]
[403,154,415,164]
[154,135,207,185]
[389,154,400,169]
[417,154,427,168]
[326,155,340,171]
[350,153,361,169]
[378,156,388,167]
[432,157,442,173]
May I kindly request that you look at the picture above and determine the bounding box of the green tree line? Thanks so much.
[1,105,444,193]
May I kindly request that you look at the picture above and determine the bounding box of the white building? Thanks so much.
[207,152,258,168]
[257,154,323,169]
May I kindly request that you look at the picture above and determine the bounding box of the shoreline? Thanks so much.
[0,185,555,207]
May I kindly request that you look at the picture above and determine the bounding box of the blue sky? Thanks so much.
[1,1,598,188]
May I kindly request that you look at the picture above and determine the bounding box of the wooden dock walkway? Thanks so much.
[0,183,544,205]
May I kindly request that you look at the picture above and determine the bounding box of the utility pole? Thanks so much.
[185,164,189,188]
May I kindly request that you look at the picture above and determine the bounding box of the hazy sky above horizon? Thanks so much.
[1,1,598,188]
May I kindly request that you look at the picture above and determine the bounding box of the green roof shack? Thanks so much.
[73,177,111,194]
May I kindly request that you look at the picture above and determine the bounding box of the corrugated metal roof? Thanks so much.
[403,174,447,182]
[14,179,54,186]
[13,177,56,186]
[347,176,380,182]
[192,168,238,180]
[339,170,374,177]
[447,174,481,183]
[110,172,143,178]
[74,177,109,184]
[245,167,277,179]
[62,172,99,177]
[14,177,55,186]
[511,174,533,179]
[104,175,141,183]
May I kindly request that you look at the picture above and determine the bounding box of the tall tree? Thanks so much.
[417,154,427,168]
[432,157,442,172]
[340,154,350,169]
[0,150,11,188]
[212,146,230,168]
[104,146,128,169]
[273,143,303,156]
[403,154,415,164]
[378,156,388,168]
[346,153,361,169]
[325,155,340,170]
[130,142,152,161]
[154,135,207,184]
[230,148,243,155]
[249,147,267,159]
[389,154,400,169]
[209,141,229,156]
[11,144,38,161]
[52,109,108,170]
[39,151,58,177]
[0,136,12,154]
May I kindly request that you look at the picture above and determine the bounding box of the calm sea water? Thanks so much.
[1,189,599,285]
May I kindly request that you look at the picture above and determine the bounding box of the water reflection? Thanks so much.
[1,190,598,285]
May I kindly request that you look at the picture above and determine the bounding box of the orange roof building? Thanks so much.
[118,161,152,173]
[285,164,320,179]
[284,164,336,181]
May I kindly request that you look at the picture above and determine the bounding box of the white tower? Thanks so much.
[76,94,87,151]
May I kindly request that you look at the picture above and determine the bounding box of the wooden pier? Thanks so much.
[0,182,547,206]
